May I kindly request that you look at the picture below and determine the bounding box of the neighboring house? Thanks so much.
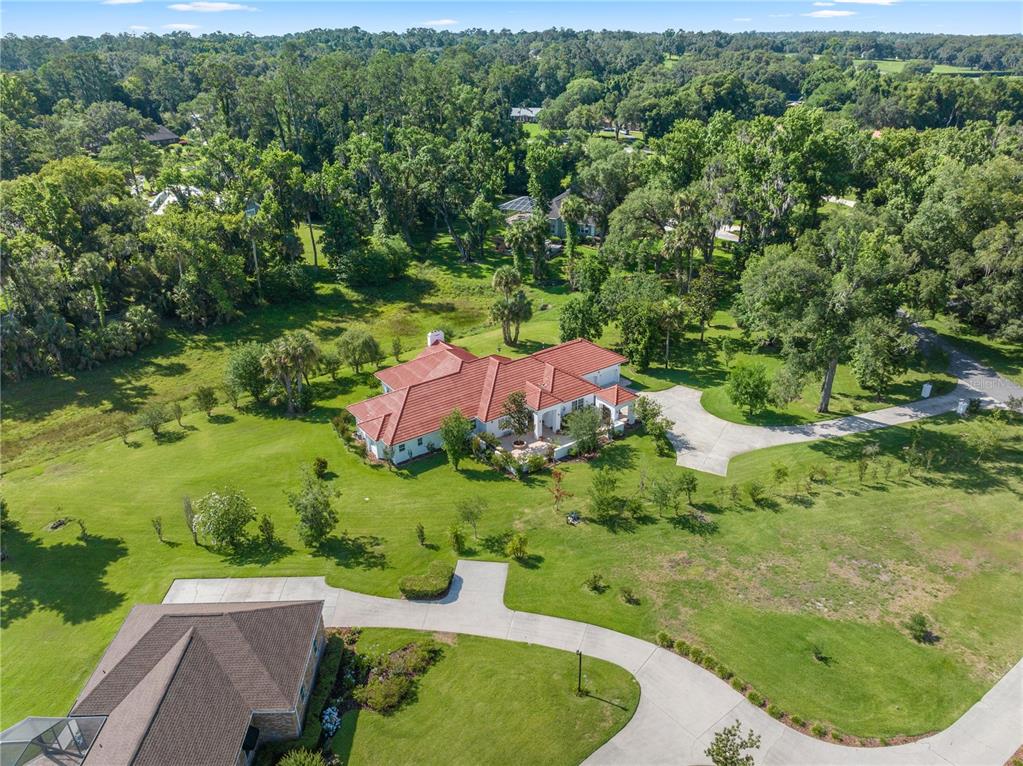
[347,332,638,464]
[0,601,325,766]
[510,107,542,122]
[143,125,180,147]
[497,190,602,238]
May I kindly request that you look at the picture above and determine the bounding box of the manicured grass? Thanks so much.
[853,58,995,75]
[622,306,956,425]
[331,629,638,765]
[3,231,1020,739]
[925,315,1023,385]
[2,375,1020,737]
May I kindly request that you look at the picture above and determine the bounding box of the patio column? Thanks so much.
[533,410,543,439]
[553,408,562,432]
[626,403,635,424]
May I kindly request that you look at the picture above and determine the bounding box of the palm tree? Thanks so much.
[260,330,320,414]
[509,290,533,345]
[492,265,522,300]
[659,296,687,369]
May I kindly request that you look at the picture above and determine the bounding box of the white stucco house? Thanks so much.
[346,332,638,464]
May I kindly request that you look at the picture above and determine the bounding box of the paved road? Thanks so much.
[646,329,1023,476]
[165,561,1023,766]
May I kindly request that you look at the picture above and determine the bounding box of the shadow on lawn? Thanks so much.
[0,521,127,628]
[315,533,388,570]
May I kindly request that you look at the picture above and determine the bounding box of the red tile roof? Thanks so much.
[596,384,638,407]
[348,339,626,446]
[375,341,478,390]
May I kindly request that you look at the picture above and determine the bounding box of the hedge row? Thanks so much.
[255,635,345,766]
[398,560,454,600]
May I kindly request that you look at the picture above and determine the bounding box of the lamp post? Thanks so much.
[576,649,583,695]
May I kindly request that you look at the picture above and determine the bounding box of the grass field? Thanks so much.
[925,315,1023,386]
[2,232,1021,739]
[852,58,1003,75]
[332,629,639,765]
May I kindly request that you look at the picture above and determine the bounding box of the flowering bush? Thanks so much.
[321,705,341,737]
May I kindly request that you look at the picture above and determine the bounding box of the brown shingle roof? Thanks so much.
[348,339,625,446]
[73,601,322,766]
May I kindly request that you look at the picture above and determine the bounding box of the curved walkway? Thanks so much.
[645,331,1023,476]
[164,561,1023,766]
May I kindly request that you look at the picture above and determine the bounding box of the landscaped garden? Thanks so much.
[2,234,1021,743]
[329,628,638,765]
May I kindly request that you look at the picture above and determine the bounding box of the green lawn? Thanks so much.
[852,58,996,75]
[2,373,1020,737]
[623,305,956,426]
[332,629,638,765]
[3,233,1021,739]
[925,315,1023,385]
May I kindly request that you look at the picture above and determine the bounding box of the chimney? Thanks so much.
[426,330,445,347]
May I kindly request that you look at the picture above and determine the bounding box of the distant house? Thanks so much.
[498,190,601,238]
[0,601,325,766]
[143,125,180,147]
[347,331,637,464]
[511,107,542,123]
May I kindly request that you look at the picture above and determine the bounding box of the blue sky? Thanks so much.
[2,1,1020,39]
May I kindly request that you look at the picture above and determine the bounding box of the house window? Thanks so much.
[572,398,585,411]
[398,444,406,452]
[312,638,318,654]
[417,437,423,446]
[300,684,306,700]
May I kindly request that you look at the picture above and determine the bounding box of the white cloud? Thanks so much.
[422,18,458,27]
[733,17,752,22]
[101,0,143,5]
[812,2,835,5]
[835,0,899,4]
[804,8,857,16]
[128,24,149,30]
[163,22,200,29]
[168,1,256,11]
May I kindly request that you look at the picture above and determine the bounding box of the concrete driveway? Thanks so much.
[165,561,1023,766]
[645,331,1023,476]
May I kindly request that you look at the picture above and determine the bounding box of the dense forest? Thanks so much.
[1,27,1021,389]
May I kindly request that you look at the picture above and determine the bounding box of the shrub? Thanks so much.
[673,639,691,657]
[831,730,844,741]
[525,453,547,473]
[689,646,705,664]
[312,457,328,479]
[790,714,805,727]
[620,586,640,605]
[449,524,466,553]
[811,723,828,738]
[192,488,255,550]
[354,674,414,713]
[258,514,275,547]
[279,750,325,766]
[767,704,784,719]
[415,522,426,546]
[727,360,771,415]
[745,480,767,506]
[746,690,764,707]
[195,385,218,417]
[388,640,443,676]
[504,532,528,561]
[585,573,608,593]
[905,613,932,643]
[136,402,168,437]
[716,665,733,680]
[398,560,454,600]
[730,677,745,692]
[656,631,674,648]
